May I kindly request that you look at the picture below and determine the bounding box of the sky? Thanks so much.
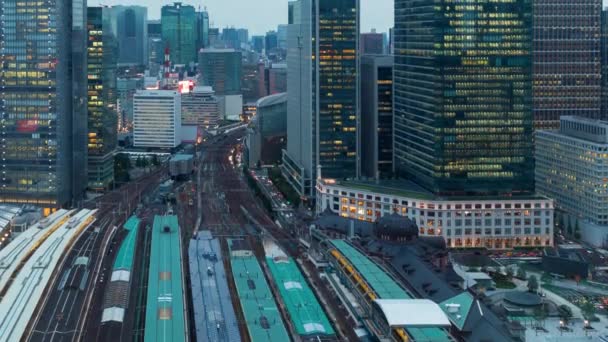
[90,0,394,36]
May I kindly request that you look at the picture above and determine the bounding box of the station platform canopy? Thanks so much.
[373,299,451,328]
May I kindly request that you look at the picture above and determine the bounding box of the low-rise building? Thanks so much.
[133,90,181,149]
[316,178,554,249]
[536,116,608,246]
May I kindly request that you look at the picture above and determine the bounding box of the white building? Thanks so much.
[181,86,219,129]
[133,90,181,148]
[316,178,554,250]
[536,116,608,247]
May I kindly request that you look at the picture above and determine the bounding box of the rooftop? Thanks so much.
[373,299,451,327]
[144,215,186,342]
[112,216,140,271]
[170,154,194,162]
[228,239,289,342]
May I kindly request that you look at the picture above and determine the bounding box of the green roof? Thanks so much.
[330,240,452,342]
[439,292,475,331]
[145,215,186,342]
[228,239,290,342]
[266,256,335,336]
[113,216,140,271]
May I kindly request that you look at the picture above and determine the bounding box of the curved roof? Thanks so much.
[373,299,451,327]
[256,92,287,108]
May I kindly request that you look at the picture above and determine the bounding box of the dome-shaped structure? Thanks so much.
[375,213,418,240]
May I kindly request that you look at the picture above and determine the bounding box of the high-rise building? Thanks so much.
[0,0,88,208]
[148,20,162,38]
[277,24,288,50]
[209,28,220,48]
[265,31,278,54]
[221,28,240,49]
[133,90,181,149]
[536,116,608,246]
[87,7,118,191]
[246,93,288,168]
[242,62,267,103]
[360,30,384,55]
[198,49,242,96]
[148,38,164,77]
[281,0,359,198]
[237,29,249,49]
[267,63,288,95]
[162,2,197,65]
[181,86,220,130]
[110,6,148,66]
[394,0,534,197]
[361,55,393,179]
[534,0,602,129]
[196,11,210,50]
[252,36,265,53]
[602,9,608,120]
[117,77,144,130]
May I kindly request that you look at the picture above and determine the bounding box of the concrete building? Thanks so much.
[534,0,602,129]
[0,0,88,208]
[361,55,393,179]
[360,30,384,55]
[87,7,118,191]
[117,77,144,130]
[110,6,148,66]
[180,86,220,130]
[196,11,210,50]
[267,63,287,95]
[252,35,265,53]
[133,90,181,149]
[242,61,267,103]
[246,93,287,168]
[199,49,242,96]
[536,116,608,246]
[281,0,359,199]
[316,179,554,249]
[161,2,197,65]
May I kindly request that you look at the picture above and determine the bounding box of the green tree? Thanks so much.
[506,267,514,279]
[533,303,548,327]
[517,268,527,280]
[527,275,539,293]
[558,305,573,324]
[581,301,596,319]
[114,153,132,184]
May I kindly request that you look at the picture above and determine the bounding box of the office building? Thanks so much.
[199,49,242,95]
[208,28,220,48]
[602,9,608,120]
[394,0,534,197]
[148,38,164,77]
[252,36,265,53]
[246,93,288,168]
[117,77,144,130]
[360,30,384,55]
[316,179,554,249]
[133,90,181,149]
[148,20,162,38]
[277,24,288,50]
[162,2,197,65]
[265,30,278,54]
[242,62,267,103]
[110,6,148,66]
[87,7,118,191]
[196,11,210,50]
[0,0,87,208]
[238,29,249,49]
[181,86,220,130]
[221,27,240,49]
[267,63,288,95]
[282,0,359,199]
[361,55,393,179]
[536,116,608,246]
[534,0,602,129]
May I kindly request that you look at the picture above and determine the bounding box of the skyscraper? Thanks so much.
[265,31,279,54]
[199,49,243,96]
[602,8,608,120]
[196,11,210,50]
[394,0,534,196]
[281,0,359,198]
[162,2,197,65]
[0,0,88,207]
[110,6,148,66]
[360,30,384,55]
[534,0,602,129]
[87,7,118,191]
[252,36,265,53]
[221,28,240,49]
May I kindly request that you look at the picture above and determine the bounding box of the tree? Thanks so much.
[533,303,548,327]
[506,267,514,279]
[527,275,539,293]
[581,300,596,319]
[517,268,527,280]
[151,154,161,167]
[558,305,573,324]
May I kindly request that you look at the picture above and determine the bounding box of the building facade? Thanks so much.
[246,93,287,168]
[360,31,384,55]
[110,6,148,66]
[198,49,242,96]
[267,63,288,95]
[536,116,608,246]
[0,0,88,208]
[196,11,210,50]
[282,0,359,199]
[87,7,118,191]
[117,77,144,130]
[242,61,267,103]
[161,2,197,65]
[316,179,554,250]
[394,0,534,197]
[181,86,220,130]
[534,0,602,129]
[133,90,181,149]
[361,55,393,179]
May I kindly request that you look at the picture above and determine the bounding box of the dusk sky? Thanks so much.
[90,0,394,35]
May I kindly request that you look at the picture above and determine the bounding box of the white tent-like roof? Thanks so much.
[373,299,451,327]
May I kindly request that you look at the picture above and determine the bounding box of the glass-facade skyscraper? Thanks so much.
[534,0,602,129]
[87,7,118,191]
[196,11,210,50]
[281,0,359,199]
[0,0,88,208]
[161,2,197,65]
[110,6,148,66]
[394,0,534,197]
